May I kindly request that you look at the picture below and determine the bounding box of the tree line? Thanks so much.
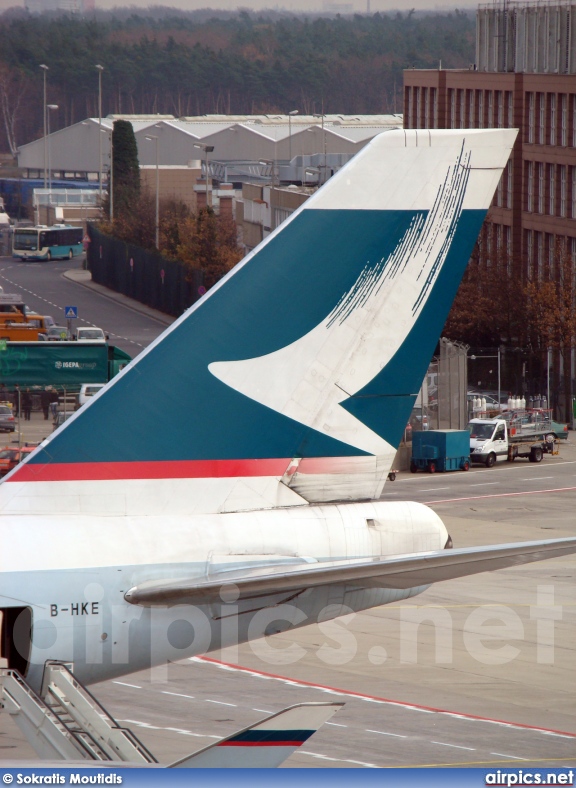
[444,239,576,420]
[0,8,476,155]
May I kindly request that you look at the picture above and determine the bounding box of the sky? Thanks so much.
[0,0,480,14]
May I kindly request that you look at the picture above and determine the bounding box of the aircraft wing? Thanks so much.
[126,536,576,606]
[169,703,343,768]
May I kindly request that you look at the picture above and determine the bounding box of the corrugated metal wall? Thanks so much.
[477,2,576,74]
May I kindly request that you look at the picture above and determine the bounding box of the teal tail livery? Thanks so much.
[2,127,576,699]
[4,129,515,509]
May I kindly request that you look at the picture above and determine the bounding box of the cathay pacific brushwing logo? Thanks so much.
[209,144,472,456]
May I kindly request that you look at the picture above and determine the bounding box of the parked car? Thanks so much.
[0,444,36,476]
[78,383,106,406]
[75,327,107,342]
[39,325,72,341]
[0,404,15,432]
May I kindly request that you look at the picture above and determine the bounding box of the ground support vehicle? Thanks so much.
[0,341,131,388]
[0,294,54,341]
[410,429,470,473]
[0,444,37,476]
[468,416,562,467]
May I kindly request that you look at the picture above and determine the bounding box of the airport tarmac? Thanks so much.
[1,437,575,768]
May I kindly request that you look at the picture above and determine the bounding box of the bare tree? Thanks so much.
[0,65,29,158]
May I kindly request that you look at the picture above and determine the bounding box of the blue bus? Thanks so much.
[12,225,84,261]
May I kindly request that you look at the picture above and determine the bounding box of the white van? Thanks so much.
[75,327,107,342]
[78,383,106,406]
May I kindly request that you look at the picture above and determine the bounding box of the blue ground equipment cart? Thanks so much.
[410,429,470,473]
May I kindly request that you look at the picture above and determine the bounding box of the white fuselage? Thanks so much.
[1,500,447,689]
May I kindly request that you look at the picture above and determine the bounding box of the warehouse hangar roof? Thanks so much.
[17,114,403,174]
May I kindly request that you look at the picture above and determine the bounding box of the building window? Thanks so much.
[478,91,484,129]
[526,230,533,278]
[506,91,513,127]
[561,165,567,217]
[468,90,474,127]
[431,88,437,128]
[573,96,576,147]
[572,167,576,218]
[528,92,535,143]
[549,165,556,215]
[536,231,544,279]
[527,161,534,212]
[550,94,557,145]
[561,94,568,146]
[496,175,503,207]
[488,91,494,127]
[497,91,504,128]
[449,89,456,128]
[504,226,511,272]
[571,237,576,263]
[415,87,421,128]
[539,93,545,144]
[546,233,555,274]
[507,160,513,209]
[423,87,429,129]
[538,162,544,213]
[460,89,465,128]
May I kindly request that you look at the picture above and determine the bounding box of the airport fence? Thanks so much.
[87,226,204,318]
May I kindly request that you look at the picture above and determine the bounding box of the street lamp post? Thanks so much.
[96,65,104,202]
[47,104,58,197]
[194,143,214,207]
[145,135,160,249]
[470,350,501,406]
[313,112,326,183]
[40,64,49,189]
[288,109,298,162]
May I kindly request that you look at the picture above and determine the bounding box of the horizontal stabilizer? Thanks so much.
[126,536,576,606]
[168,702,343,768]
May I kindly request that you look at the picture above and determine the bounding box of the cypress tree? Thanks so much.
[112,119,140,220]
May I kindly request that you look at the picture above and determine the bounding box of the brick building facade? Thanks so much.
[403,3,576,416]
[403,69,576,277]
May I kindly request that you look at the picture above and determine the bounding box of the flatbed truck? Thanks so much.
[468,415,561,466]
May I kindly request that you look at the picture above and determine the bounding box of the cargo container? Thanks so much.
[410,429,471,473]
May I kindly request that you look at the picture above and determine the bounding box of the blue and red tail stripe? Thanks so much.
[219,729,316,747]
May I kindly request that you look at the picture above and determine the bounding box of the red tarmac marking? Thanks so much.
[195,656,576,739]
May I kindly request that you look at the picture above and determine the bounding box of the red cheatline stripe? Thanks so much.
[7,456,370,483]
[196,656,576,739]
[8,458,294,483]
[218,742,302,747]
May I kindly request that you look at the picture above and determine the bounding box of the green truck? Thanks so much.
[0,341,131,387]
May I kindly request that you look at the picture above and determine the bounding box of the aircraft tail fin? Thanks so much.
[3,128,517,514]
[168,702,343,768]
